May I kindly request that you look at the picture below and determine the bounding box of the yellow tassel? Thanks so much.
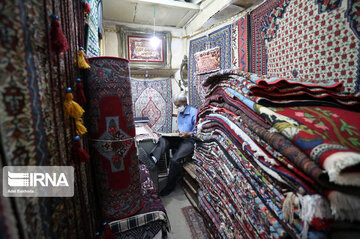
[76,118,87,135]
[76,48,90,69]
[64,91,85,119]
[64,88,87,135]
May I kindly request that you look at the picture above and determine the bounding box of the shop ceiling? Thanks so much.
[103,0,259,29]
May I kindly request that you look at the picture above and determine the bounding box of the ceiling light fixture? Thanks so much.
[150,6,160,49]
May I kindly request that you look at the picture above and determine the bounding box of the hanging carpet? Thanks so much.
[130,78,172,133]
[86,0,101,57]
[250,0,360,93]
[231,15,249,71]
[188,25,232,108]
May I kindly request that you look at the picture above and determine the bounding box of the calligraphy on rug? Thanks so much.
[130,78,172,133]
[250,0,360,93]
[189,25,232,108]
[182,206,209,239]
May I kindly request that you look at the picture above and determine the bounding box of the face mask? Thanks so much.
[177,105,186,113]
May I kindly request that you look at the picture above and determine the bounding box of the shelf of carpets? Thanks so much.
[184,174,198,194]
[184,161,197,179]
[183,162,200,210]
[193,69,360,239]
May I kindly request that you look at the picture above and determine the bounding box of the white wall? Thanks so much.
[103,20,187,69]
[103,24,119,57]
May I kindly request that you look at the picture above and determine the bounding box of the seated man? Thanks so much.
[150,92,198,196]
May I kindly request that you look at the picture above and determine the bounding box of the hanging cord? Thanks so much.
[153,6,156,36]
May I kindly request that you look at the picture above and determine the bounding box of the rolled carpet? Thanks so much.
[85,57,143,220]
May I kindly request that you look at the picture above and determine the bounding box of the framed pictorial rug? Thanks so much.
[120,27,171,69]
[250,0,360,93]
[232,15,249,71]
[130,78,172,133]
[127,36,164,63]
[194,47,221,74]
[189,25,232,108]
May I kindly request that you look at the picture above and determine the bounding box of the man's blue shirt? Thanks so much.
[178,105,198,133]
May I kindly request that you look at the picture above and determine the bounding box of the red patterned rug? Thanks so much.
[232,15,249,71]
[250,0,360,93]
[194,47,221,74]
[182,206,209,239]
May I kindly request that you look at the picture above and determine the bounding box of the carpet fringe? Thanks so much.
[323,152,360,186]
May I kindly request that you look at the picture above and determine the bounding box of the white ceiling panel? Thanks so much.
[202,4,244,29]
[103,1,137,22]
[135,4,192,27]
[133,3,154,25]
[103,0,259,29]
[103,0,199,27]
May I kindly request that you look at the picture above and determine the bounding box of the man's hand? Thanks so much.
[180,131,193,138]
[173,130,179,133]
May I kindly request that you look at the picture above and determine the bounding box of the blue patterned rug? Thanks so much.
[188,25,232,108]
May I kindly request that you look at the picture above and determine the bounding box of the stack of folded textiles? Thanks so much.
[193,69,360,238]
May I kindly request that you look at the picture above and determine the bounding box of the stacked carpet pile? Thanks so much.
[109,164,170,238]
[193,69,360,238]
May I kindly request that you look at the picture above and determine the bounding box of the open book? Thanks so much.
[158,132,181,137]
